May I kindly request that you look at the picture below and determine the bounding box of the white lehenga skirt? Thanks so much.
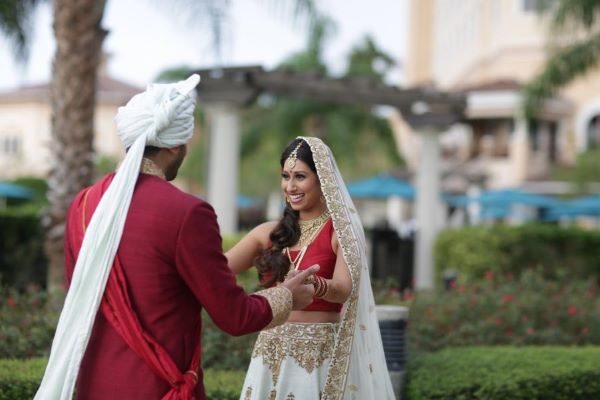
[240,322,338,400]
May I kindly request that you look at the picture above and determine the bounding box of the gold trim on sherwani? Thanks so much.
[140,158,166,180]
[256,286,293,330]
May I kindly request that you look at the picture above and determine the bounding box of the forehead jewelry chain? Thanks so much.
[286,142,303,170]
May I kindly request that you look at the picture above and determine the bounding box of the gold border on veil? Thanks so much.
[300,137,361,400]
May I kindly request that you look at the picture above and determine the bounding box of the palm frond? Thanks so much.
[523,32,600,117]
[538,0,600,32]
[0,0,44,62]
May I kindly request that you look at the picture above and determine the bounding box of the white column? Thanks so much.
[415,129,442,290]
[206,104,240,235]
[511,115,529,184]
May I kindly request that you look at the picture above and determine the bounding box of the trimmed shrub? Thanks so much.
[0,358,245,400]
[405,270,600,354]
[435,224,600,284]
[407,346,600,400]
[0,211,46,290]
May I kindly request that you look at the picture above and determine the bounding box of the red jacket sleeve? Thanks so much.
[174,202,274,336]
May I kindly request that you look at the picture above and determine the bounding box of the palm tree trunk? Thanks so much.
[45,0,107,291]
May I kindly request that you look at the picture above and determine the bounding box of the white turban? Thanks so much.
[35,74,200,400]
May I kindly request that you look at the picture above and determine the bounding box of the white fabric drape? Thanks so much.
[34,74,200,400]
[301,137,395,400]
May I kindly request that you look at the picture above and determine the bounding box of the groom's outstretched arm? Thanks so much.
[175,201,291,335]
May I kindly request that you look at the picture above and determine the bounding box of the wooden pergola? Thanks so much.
[192,65,466,289]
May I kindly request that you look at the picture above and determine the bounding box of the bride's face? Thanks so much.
[281,159,323,214]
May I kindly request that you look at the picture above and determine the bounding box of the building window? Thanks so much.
[1,135,21,156]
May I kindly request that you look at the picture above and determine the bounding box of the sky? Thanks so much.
[0,0,408,91]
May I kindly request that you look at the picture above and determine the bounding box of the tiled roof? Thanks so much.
[0,75,141,104]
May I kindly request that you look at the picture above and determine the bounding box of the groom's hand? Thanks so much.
[281,265,319,310]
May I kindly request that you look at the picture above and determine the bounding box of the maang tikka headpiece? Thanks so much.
[286,142,303,170]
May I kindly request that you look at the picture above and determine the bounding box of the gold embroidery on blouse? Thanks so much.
[140,157,166,180]
[301,137,362,400]
[252,322,337,387]
[256,286,293,330]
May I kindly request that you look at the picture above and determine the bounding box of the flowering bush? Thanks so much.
[403,269,600,354]
[0,286,61,359]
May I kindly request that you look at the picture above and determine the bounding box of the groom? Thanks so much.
[41,75,317,400]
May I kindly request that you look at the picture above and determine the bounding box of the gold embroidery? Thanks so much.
[252,322,337,386]
[256,286,293,330]
[269,389,277,400]
[140,157,166,179]
[244,385,253,400]
[286,393,295,399]
[301,137,362,400]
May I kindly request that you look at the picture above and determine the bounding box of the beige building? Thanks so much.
[0,70,139,180]
[397,0,600,192]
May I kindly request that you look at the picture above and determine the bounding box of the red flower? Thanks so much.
[501,294,514,303]
[449,280,457,289]
[582,327,591,335]
[494,318,503,325]
[6,297,17,308]
[568,306,578,315]
[402,290,415,301]
[457,285,466,293]
[504,327,513,336]
[485,271,495,281]
[31,298,41,307]
[526,327,535,335]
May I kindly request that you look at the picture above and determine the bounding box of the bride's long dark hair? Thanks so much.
[255,138,318,288]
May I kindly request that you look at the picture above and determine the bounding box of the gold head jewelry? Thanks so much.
[286,142,304,170]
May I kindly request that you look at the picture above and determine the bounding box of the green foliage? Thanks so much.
[0,357,245,400]
[524,0,600,115]
[434,224,600,284]
[407,346,600,400]
[0,287,61,358]
[239,22,402,197]
[552,147,600,192]
[0,0,44,62]
[0,210,46,289]
[405,270,600,354]
[94,155,118,177]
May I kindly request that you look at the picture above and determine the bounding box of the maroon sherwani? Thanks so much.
[64,173,274,399]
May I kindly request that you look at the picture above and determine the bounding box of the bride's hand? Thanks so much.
[285,265,318,285]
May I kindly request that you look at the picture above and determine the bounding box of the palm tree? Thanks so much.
[238,19,403,197]
[1,0,318,290]
[523,0,600,115]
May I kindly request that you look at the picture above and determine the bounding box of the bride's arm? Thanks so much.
[225,221,277,274]
[317,231,352,303]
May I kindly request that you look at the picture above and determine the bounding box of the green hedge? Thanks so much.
[0,358,245,400]
[435,224,600,284]
[407,346,600,399]
[0,211,46,290]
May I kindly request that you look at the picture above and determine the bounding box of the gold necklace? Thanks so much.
[298,209,330,248]
[285,209,330,271]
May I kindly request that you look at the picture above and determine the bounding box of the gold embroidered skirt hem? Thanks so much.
[240,322,338,400]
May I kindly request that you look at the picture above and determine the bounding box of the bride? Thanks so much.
[226,137,395,399]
